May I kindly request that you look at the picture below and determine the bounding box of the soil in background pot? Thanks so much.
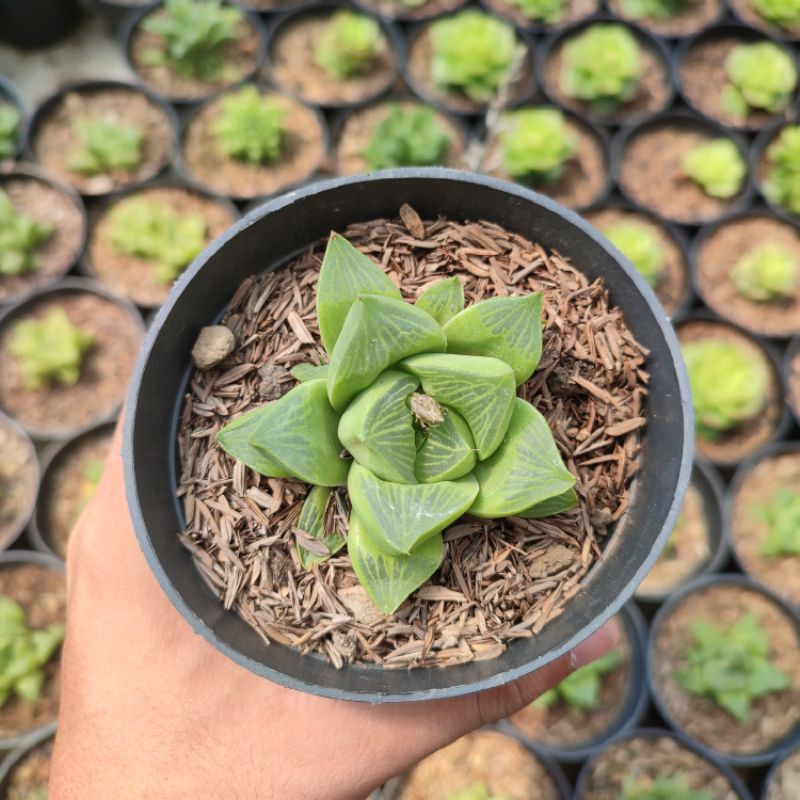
[789,346,800,420]
[767,747,800,800]
[0,420,37,549]
[358,0,467,20]
[5,738,53,800]
[728,0,800,38]
[483,0,599,31]
[606,0,721,38]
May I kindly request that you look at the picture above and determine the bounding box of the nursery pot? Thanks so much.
[0,412,40,554]
[0,730,54,796]
[785,333,800,427]
[0,0,80,48]
[0,76,25,162]
[124,168,693,702]
[751,123,800,226]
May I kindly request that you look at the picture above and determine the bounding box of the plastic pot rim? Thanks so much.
[0,412,40,555]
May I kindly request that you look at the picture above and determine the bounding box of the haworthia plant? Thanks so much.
[218,233,576,613]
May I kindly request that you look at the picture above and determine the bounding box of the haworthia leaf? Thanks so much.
[469,398,576,518]
[327,296,447,411]
[316,233,401,354]
[400,353,516,460]
[347,513,444,615]
[217,380,349,487]
[290,363,329,383]
[338,370,419,483]
[415,276,465,325]
[348,462,478,556]
[518,487,579,519]
[295,485,345,569]
[443,293,543,386]
[415,407,477,483]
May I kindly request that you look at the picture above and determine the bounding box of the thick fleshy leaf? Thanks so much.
[295,485,345,569]
[348,462,478,556]
[217,380,349,486]
[327,296,447,411]
[415,408,477,483]
[443,293,543,385]
[469,398,576,518]
[415,277,465,325]
[316,233,401,353]
[400,353,515,460]
[518,488,579,519]
[348,514,444,615]
[290,363,329,383]
[338,370,419,483]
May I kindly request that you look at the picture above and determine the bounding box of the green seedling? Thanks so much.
[9,309,94,391]
[109,197,207,285]
[619,0,697,20]
[314,11,384,80]
[722,42,797,118]
[534,649,622,712]
[675,614,789,723]
[732,243,798,303]
[763,125,800,216]
[497,107,578,184]
[618,773,713,800]
[212,85,286,165]
[217,233,576,613]
[681,139,746,199]
[0,190,54,278]
[754,487,800,557]
[141,0,243,81]
[0,104,20,160]
[601,221,665,288]
[363,105,451,170]
[68,116,143,177]
[76,458,105,520]
[560,24,642,111]
[682,339,768,440]
[0,595,64,708]
[752,0,800,28]
[506,0,568,23]
[429,11,518,103]
[446,784,514,800]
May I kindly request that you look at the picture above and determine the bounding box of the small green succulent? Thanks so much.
[506,0,568,23]
[212,86,286,165]
[682,339,768,440]
[68,116,144,177]
[497,107,578,185]
[681,139,746,199]
[618,0,696,20]
[363,105,451,171]
[618,773,713,800]
[754,487,800,557]
[314,11,384,80]
[9,309,94,391]
[141,0,243,81]
[0,595,64,708]
[534,649,623,712]
[721,42,797,118]
[429,11,518,104]
[446,784,514,800]
[218,234,577,614]
[0,103,20,160]
[109,198,207,285]
[732,243,798,303]
[0,190,54,278]
[675,614,790,723]
[601,221,665,289]
[763,125,800,216]
[752,0,800,28]
[560,24,642,111]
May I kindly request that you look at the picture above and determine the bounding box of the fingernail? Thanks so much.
[569,618,621,671]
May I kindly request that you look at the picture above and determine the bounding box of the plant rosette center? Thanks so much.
[217,233,577,614]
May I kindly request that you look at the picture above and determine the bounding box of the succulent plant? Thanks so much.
[363,105,451,171]
[618,774,713,800]
[212,86,286,166]
[497,107,578,185]
[533,649,622,712]
[314,11,384,80]
[141,0,243,81]
[560,24,642,110]
[0,190,54,278]
[506,0,568,23]
[721,42,797,118]
[446,785,514,800]
[109,197,207,285]
[9,309,94,391]
[67,116,144,177]
[732,243,798,303]
[0,595,64,708]
[682,339,768,441]
[752,0,800,28]
[601,221,665,288]
[429,11,518,103]
[218,234,577,613]
[763,125,800,216]
[675,613,789,723]
[681,139,746,199]
[618,0,697,20]
[754,487,800,557]
[0,104,20,160]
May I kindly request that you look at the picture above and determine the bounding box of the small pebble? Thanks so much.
[191,325,235,370]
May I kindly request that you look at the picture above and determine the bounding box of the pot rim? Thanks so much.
[0,728,55,793]
[750,121,800,225]
[784,333,800,426]
[0,412,40,554]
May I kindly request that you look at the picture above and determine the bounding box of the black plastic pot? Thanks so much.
[124,168,693,702]
[0,75,25,162]
[785,333,800,427]
[761,742,800,799]
[0,730,54,796]
[0,412,40,554]
[727,0,800,41]
[648,573,800,768]
[751,122,800,226]
[673,24,800,134]
[0,0,80,48]
[478,0,602,35]
[574,727,753,799]
[354,0,469,23]
[497,602,650,764]
[605,0,725,39]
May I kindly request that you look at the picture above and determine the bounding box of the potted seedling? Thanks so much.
[0,78,23,163]
[268,6,399,110]
[755,124,800,222]
[649,574,800,766]
[0,279,144,441]
[764,745,800,800]
[786,334,800,424]
[606,0,723,38]
[179,84,327,201]
[480,105,610,212]
[334,97,466,175]
[480,0,599,34]
[404,9,533,115]
[355,0,468,22]
[728,0,800,39]
[539,20,672,126]
[0,732,54,799]
[692,211,800,339]
[229,0,319,10]
[125,0,266,103]
[615,113,752,226]
[0,414,39,554]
